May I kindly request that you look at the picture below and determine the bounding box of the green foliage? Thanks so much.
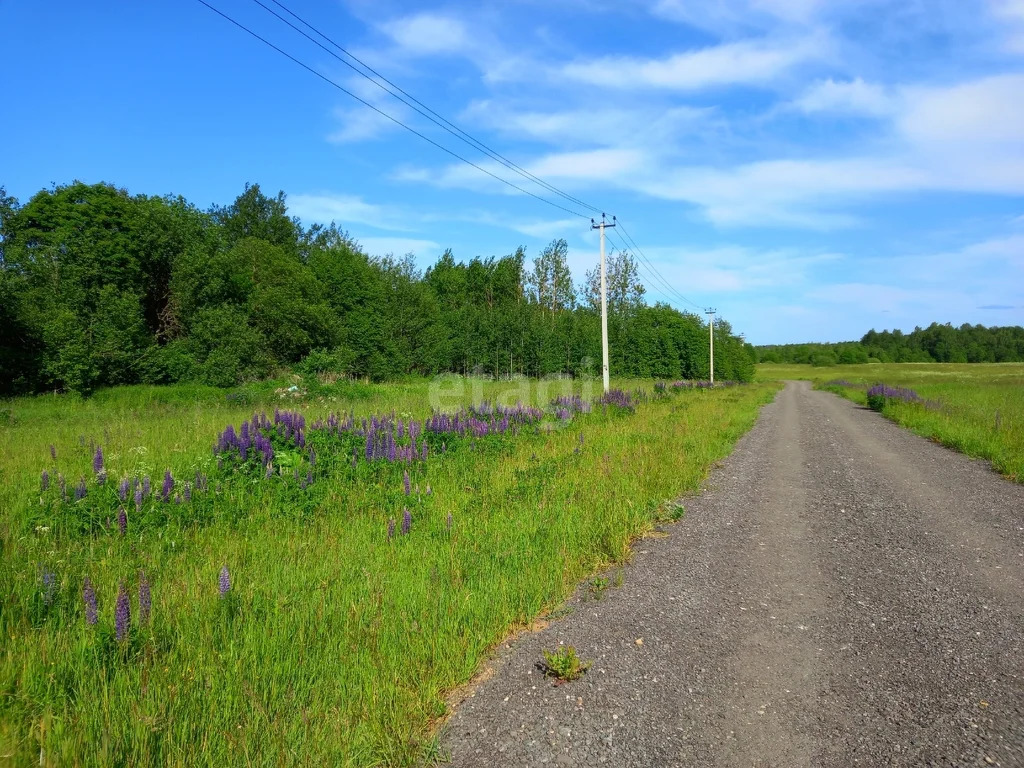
[541,645,592,682]
[1,181,754,394]
[759,323,1024,366]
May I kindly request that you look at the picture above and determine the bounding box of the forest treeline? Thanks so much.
[0,181,754,395]
[758,324,1024,366]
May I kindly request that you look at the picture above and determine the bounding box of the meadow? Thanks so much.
[0,375,778,766]
[758,362,1024,482]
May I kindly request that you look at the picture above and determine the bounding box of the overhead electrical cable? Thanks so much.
[615,220,704,310]
[604,228,690,309]
[252,0,605,217]
[194,0,591,220]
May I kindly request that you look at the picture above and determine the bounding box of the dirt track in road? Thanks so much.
[442,380,1024,767]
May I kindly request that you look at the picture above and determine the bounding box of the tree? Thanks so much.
[527,239,574,313]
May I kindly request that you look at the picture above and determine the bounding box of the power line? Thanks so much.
[194,0,591,220]
[252,0,604,217]
[612,221,704,310]
[604,228,688,308]
[616,220,703,310]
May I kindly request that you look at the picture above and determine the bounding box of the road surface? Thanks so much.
[443,380,1024,767]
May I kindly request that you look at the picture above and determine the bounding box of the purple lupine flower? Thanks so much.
[306,471,313,487]
[83,577,98,625]
[387,517,396,541]
[446,512,452,531]
[161,470,174,502]
[42,568,56,606]
[73,478,87,501]
[118,477,129,502]
[115,582,130,641]
[421,442,428,461]
[117,507,127,536]
[219,565,231,597]
[402,508,412,535]
[134,484,143,511]
[403,470,411,496]
[50,444,57,460]
[41,470,49,492]
[58,474,67,498]
[138,570,151,623]
[142,476,151,497]
[93,446,104,475]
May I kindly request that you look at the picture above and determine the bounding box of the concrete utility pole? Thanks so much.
[591,214,616,393]
[706,308,717,384]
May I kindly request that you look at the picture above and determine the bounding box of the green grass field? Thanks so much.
[0,376,778,766]
[759,363,1024,482]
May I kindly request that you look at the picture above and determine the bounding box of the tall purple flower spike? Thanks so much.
[83,577,98,626]
[219,565,231,597]
[115,582,131,641]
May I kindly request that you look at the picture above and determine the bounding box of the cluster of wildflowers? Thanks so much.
[668,380,715,390]
[551,395,591,420]
[866,384,939,412]
[598,389,638,412]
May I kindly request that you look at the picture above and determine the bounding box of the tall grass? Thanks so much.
[758,362,1024,482]
[0,377,778,765]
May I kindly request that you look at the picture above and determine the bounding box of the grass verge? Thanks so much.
[1,378,778,765]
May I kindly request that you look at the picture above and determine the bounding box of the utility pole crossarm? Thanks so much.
[591,214,616,394]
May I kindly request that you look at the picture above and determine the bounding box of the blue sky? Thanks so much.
[2,0,1023,344]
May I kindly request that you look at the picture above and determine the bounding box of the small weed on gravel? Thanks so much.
[588,576,609,600]
[538,646,592,684]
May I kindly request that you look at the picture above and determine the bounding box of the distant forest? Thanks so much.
[0,182,755,395]
[758,324,1024,366]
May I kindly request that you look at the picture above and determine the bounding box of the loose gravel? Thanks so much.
[441,381,1024,767]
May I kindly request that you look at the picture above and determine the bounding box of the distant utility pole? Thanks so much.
[591,214,616,393]
[705,308,717,384]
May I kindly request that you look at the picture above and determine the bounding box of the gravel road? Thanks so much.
[441,380,1024,767]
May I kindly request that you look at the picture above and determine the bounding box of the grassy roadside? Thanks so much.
[758,363,1024,482]
[1,378,779,766]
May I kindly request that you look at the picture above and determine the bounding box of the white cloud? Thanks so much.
[561,37,823,90]
[358,237,443,258]
[652,0,824,32]
[528,148,648,179]
[380,13,470,57]
[991,0,1024,53]
[898,74,1024,145]
[510,218,581,239]
[795,78,894,116]
[461,101,715,151]
[288,193,410,231]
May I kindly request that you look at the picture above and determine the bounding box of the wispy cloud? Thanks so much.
[794,78,894,116]
[288,193,412,231]
[379,13,471,57]
[358,236,443,258]
[561,36,824,91]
